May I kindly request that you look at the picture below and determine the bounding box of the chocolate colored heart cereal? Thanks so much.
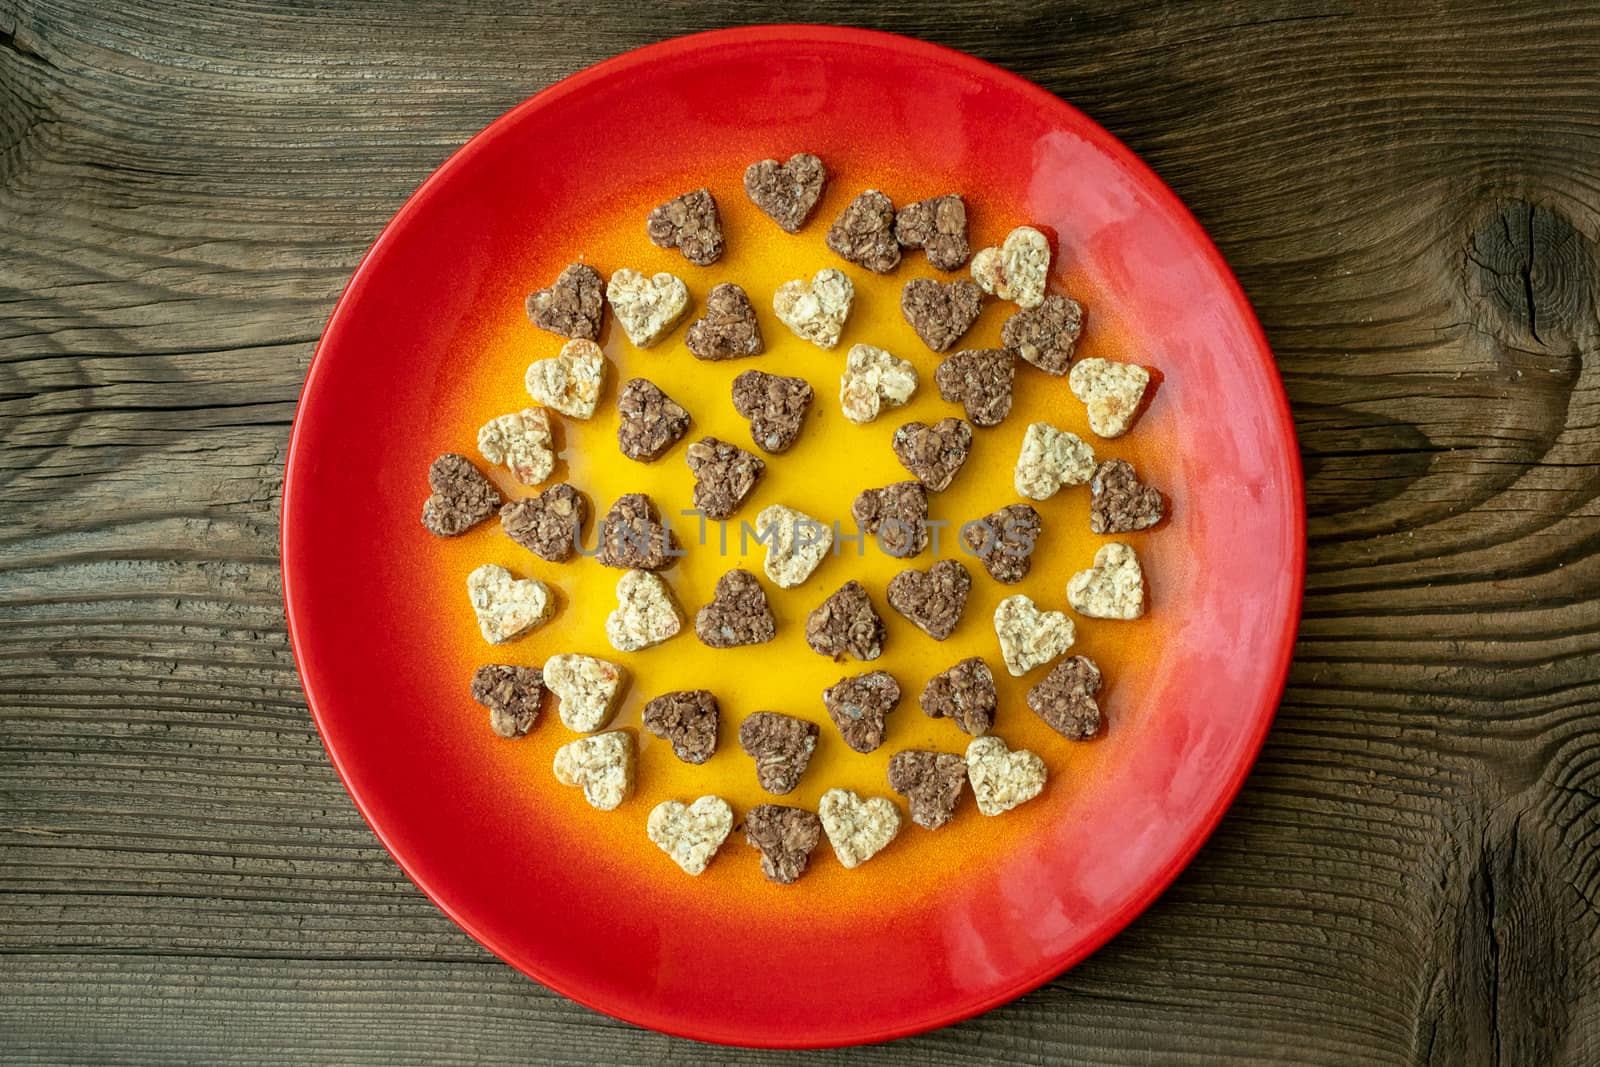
[962,502,1041,584]
[645,187,724,266]
[469,664,544,739]
[739,711,819,795]
[543,653,626,732]
[965,736,1047,815]
[552,730,635,811]
[1014,422,1095,501]
[920,657,997,736]
[1027,655,1104,740]
[466,564,554,644]
[1068,357,1151,438]
[822,670,900,753]
[595,493,680,571]
[1066,542,1146,620]
[887,750,968,830]
[685,282,764,360]
[850,480,929,558]
[992,594,1074,676]
[744,152,827,233]
[1089,458,1165,534]
[838,343,917,425]
[773,268,854,349]
[695,568,777,648]
[818,788,901,869]
[935,348,1016,427]
[744,803,822,885]
[642,689,720,764]
[731,369,813,453]
[901,277,984,353]
[421,453,502,537]
[616,377,690,462]
[648,796,734,875]
[524,338,605,419]
[970,226,1050,308]
[752,504,833,588]
[605,569,684,652]
[525,262,603,340]
[1001,293,1084,375]
[684,436,764,520]
[605,268,690,348]
[806,580,887,661]
[499,482,586,563]
[886,558,971,640]
[825,189,900,273]
[477,408,554,486]
[891,417,973,491]
[895,194,970,271]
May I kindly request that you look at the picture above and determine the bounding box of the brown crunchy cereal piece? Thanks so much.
[773,269,854,349]
[739,711,819,795]
[1014,422,1095,501]
[731,370,813,454]
[935,348,1016,427]
[605,569,683,652]
[1001,294,1084,375]
[966,736,1047,815]
[466,564,554,644]
[477,408,555,486]
[469,664,544,738]
[993,594,1075,676]
[892,418,973,491]
[839,343,917,425]
[887,750,968,830]
[1027,655,1103,740]
[920,657,996,736]
[606,269,690,348]
[421,453,502,537]
[850,480,929,558]
[901,277,983,352]
[686,282,764,360]
[894,195,970,271]
[685,437,764,520]
[822,670,900,753]
[646,188,723,266]
[744,152,828,233]
[616,378,690,462]
[499,483,586,563]
[806,580,886,661]
[825,189,899,273]
[642,689,720,764]
[695,568,777,648]
[1066,542,1146,620]
[962,503,1041,584]
[970,226,1050,308]
[744,804,822,885]
[818,788,901,868]
[525,262,603,340]
[1068,357,1151,438]
[595,493,680,571]
[1090,458,1165,534]
[886,559,971,640]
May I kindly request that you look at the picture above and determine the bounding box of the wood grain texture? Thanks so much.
[4,0,1600,1062]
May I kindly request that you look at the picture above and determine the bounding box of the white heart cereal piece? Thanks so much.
[1013,421,1095,500]
[839,343,918,425]
[773,268,854,349]
[647,795,734,875]
[524,339,605,420]
[466,564,554,644]
[1068,357,1150,438]
[965,735,1047,815]
[818,788,901,869]
[993,594,1074,676]
[477,407,555,485]
[543,653,626,732]
[753,504,833,588]
[970,226,1050,308]
[604,569,683,652]
[606,268,690,348]
[552,730,635,811]
[1067,542,1146,620]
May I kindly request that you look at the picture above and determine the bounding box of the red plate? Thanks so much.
[282,26,1302,1048]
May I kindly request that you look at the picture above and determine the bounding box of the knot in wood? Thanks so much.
[1466,200,1595,358]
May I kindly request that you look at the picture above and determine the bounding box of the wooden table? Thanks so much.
[4,2,1598,1062]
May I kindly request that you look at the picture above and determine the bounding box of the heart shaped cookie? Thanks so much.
[1090,458,1165,534]
[823,670,900,753]
[1001,293,1084,375]
[1014,422,1095,501]
[965,736,1047,815]
[685,282,764,360]
[901,277,984,352]
[595,493,680,571]
[919,656,996,736]
[894,194,970,271]
[962,502,1041,583]
[839,343,917,424]
[642,689,720,764]
[524,338,605,419]
[892,418,973,491]
[886,558,971,640]
[695,568,776,648]
[738,711,819,794]
[604,569,683,652]
[818,788,901,869]
[542,653,626,732]
[551,730,635,811]
[465,564,554,644]
[647,796,734,876]
[773,269,854,349]
[469,664,544,738]
[887,750,968,830]
[1027,655,1104,740]
[934,348,1016,427]
[1066,542,1146,620]
[499,482,586,563]
[605,269,690,348]
[850,480,928,558]
[744,152,827,233]
[421,453,502,537]
[616,377,691,462]
[477,408,554,486]
[744,803,822,885]
[992,593,1074,676]
[1068,357,1151,438]
[732,370,813,453]
[645,188,723,266]
[825,189,900,273]
[970,225,1050,308]
[525,262,603,340]
[685,436,765,520]
[806,580,887,661]
[752,504,833,588]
